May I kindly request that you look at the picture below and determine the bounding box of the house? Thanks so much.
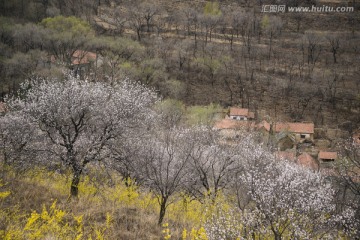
[255,120,271,144]
[257,120,271,132]
[229,107,255,121]
[318,151,338,162]
[50,50,97,66]
[70,50,98,77]
[213,107,256,137]
[214,119,256,138]
[256,120,314,146]
[71,50,97,66]
[256,121,314,142]
[297,152,318,170]
[50,50,98,78]
[273,122,314,143]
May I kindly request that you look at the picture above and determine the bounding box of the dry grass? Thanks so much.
[0,167,165,239]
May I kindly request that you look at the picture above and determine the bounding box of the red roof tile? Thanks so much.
[51,51,97,65]
[229,107,249,117]
[257,120,271,131]
[256,121,314,134]
[71,50,96,65]
[274,122,314,134]
[318,151,338,160]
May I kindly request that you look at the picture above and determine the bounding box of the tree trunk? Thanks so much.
[136,27,141,41]
[271,226,282,240]
[70,168,82,197]
[269,35,273,60]
[158,196,168,225]
[332,50,337,64]
[274,232,282,240]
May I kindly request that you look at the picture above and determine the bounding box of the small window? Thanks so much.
[300,134,306,139]
[232,116,237,120]
[322,158,334,162]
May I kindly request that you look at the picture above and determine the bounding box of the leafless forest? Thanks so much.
[1,0,360,128]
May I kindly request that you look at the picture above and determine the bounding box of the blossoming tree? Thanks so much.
[1,74,157,197]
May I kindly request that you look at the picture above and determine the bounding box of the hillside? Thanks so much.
[1,0,359,132]
[0,1,359,239]
[61,0,360,131]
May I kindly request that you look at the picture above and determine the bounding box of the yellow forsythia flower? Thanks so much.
[182,228,187,240]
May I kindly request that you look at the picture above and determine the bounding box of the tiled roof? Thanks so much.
[318,151,338,160]
[257,120,271,131]
[229,107,249,117]
[214,119,255,130]
[274,122,314,134]
[297,153,318,170]
[256,121,314,134]
[50,50,97,65]
[71,50,97,65]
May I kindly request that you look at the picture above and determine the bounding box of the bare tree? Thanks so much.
[338,140,360,197]
[336,139,360,223]
[187,128,240,201]
[127,5,145,41]
[182,7,197,35]
[172,39,194,73]
[126,1,160,41]
[326,33,340,64]
[293,13,304,32]
[140,2,160,33]
[131,127,194,225]
[182,7,200,49]
[220,11,242,51]
[302,32,323,66]
[113,8,128,36]
[40,16,94,66]
[4,50,45,80]
[237,11,258,56]
[199,13,221,44]
[261,15,283,59]
[0,18,16,47]
[193,43,222,87]
[89,36,143,81]
[12,23,46,52]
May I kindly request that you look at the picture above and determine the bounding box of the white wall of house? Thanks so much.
[295,133,313,142]
[230,115,248,121]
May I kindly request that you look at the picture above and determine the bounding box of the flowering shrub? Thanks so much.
[24,201,83,240]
